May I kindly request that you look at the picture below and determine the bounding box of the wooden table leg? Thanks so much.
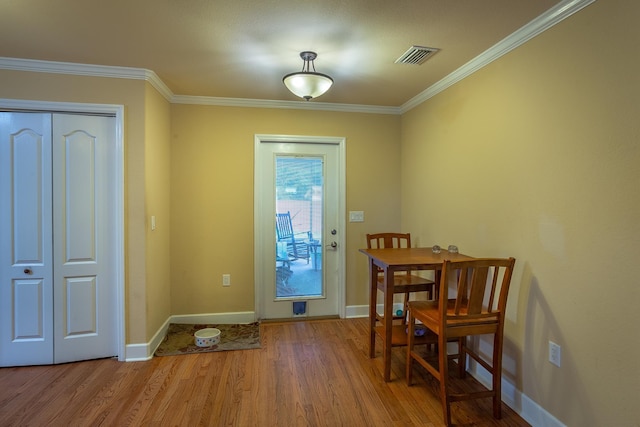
[368,259,377,359]
[383,267,394,382]
[433,269,441,300]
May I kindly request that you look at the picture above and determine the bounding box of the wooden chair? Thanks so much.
[366,233,435,326]
[276,211,311,263]
[406,257,516,426]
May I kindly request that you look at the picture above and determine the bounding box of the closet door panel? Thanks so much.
[0,113,54,366]
[53,114,117,364]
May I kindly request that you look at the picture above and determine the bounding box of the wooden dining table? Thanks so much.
[359,247,475,381]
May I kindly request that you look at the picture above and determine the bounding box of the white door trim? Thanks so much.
[254,134,346,319]
[0,98,125,361]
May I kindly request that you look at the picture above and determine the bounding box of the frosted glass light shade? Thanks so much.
[283,72,333,101]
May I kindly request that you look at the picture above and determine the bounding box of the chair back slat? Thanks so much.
[453,268,467,314]
[467,266,489,315]
[366,232,411,250]
[488,267,499,311]
[443,258,515,323]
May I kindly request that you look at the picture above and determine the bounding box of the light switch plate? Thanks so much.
[549,341,561,367]
[349,211,364,222]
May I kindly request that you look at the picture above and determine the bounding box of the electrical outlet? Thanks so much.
[549,341,561,367]
[222,274,231,287]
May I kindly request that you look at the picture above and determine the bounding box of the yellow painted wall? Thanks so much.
[4,2,636,421]
[400,0,640,425]
[0,70,157,345]
[144,84,172,339]
[169,105,401,314]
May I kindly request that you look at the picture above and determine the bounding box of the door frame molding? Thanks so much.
[254,134,346,319]
[0,98,125,361]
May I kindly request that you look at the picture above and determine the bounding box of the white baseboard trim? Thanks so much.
[124,343,152,362]
[170,311,256,325]
[345,304,369,318]
[346,303,408,319]
[467,361,565,427]
[124,311,256,362]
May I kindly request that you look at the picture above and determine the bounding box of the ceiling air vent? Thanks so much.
[395,46,439,65]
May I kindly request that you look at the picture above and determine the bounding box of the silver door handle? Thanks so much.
[326,242,337,249]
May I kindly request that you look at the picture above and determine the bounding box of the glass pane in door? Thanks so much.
[275,156,323,299]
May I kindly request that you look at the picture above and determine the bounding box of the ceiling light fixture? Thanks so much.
[283,51,333,101]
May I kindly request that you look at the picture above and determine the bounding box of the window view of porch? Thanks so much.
[275,156,323,299]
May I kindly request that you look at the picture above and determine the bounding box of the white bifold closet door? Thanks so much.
[0,112,117,366]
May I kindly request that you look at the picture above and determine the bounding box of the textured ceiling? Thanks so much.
[0,0,564,107]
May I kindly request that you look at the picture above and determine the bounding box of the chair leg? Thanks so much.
[458,337,466,378]
[400,292,410,325]
[369,285,378,359]
[437,334,452,426]
[406,309,415,385]
[427,283,434,301]
[493,333,503,419]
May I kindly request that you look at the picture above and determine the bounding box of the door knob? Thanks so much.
[326,241,337,249]
[24,268,33,275]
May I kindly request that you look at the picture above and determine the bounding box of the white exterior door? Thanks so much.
[0,112,117,366]
[255,134,346,320]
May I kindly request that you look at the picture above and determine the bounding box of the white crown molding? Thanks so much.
[400,0,597,113]
[0,0,595,115]
[0,56,144,79]
[0,57,173,101]
[144,70,174,100]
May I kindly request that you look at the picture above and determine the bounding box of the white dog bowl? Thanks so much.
[194,328,221,347]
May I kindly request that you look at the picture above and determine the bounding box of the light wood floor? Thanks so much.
[0,318,530,426]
